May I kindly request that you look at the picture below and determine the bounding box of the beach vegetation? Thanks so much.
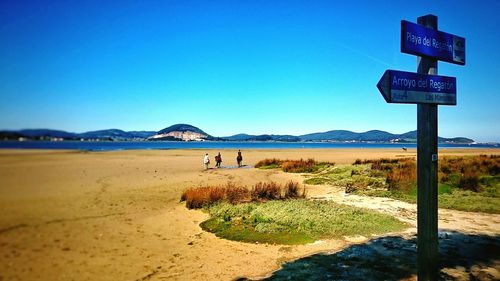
[255,158,334,173]
[181,181,305,209]
[304,163,386,192]
[305,155,500,213]
[200,200,408,245]
[254,158,282,169]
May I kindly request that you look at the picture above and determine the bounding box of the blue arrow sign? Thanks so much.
[401,20,465,65]
[377,70,456,105]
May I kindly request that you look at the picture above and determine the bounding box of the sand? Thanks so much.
[0,148,499,280]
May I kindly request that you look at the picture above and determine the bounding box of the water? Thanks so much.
[0,140,497,151]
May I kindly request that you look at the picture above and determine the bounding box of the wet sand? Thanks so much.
[0,148,498,280]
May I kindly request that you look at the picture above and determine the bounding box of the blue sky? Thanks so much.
[1,0,499,142]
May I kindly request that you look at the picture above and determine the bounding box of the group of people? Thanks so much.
[203,150,243,170]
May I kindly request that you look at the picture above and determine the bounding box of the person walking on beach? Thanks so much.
[215,152,222,168]
[236,149,243,167]
[203,153,210,170]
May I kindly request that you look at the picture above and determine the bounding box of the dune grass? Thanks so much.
[355,156,500,213]
[361,184,500,214]
[303,164,386,192]
[305,155,500,214]
[201,200,409,245]
[180,181,305,209]
[255,158,334,173]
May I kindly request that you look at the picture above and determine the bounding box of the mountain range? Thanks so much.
[0,129,156,141]
[223,130,473,143]
[0,123,475,143]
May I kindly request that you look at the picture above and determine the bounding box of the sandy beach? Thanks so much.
[1,148,499,281]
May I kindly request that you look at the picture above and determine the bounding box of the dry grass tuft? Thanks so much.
[182,186,226,209]
[256,158,333,173]
[251,182,281,200]
[281,158,317,173]
[225,182,250,204]
[385,159,417,191]
[181,181,305,209]
[352,155,499,194]
[283,180,306,198]
[255,158,282,168]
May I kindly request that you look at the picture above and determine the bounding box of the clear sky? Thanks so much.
[1,0,499,142]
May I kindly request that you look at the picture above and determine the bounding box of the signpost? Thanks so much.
[377,15,465,281]
[401,20,466,65]
[377,70,456,105]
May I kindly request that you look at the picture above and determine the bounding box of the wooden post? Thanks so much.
[417,14,439,281]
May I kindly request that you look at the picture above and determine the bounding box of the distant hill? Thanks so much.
[0,125,475,143]
[299,130,397,142]
[127,131,157,139]
[223,134,253,141]
[223,134,301,142]
[149,124,212,141]
[398,130,418,140]
[299,129,474,143]
[222,129,474,143]
[157,124,209,136]
[18,129,78,139]
[78,129,156,140]
[389,130,474,144]
[0,131,27,140]
[0,128,155,141]
[78,129,131,140]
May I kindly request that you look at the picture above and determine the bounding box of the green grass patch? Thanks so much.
[326,156,500,214]
[438,183,453,195]
[304,164,386,192]
[200,200,409,245]
[480,176,500,197]
[255,158,334,173]
[258,163,280,169]
[201,217,314,244]
[438,189,500,214]
[355,184,500,214]
[357,189,417,204]
[304,177,331,185]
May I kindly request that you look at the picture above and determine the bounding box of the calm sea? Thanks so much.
[0,141,497,151]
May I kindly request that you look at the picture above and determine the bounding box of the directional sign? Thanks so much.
[401,20,465,65]
[377,70,456,105]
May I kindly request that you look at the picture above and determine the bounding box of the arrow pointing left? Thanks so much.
[377,70,391,103]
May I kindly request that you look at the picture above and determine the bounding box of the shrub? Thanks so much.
[283,180,306,199]
[180,190,187,202]
[255,158,282,168]
[256,158,334,173]
[251,182,281,200]
[281,158,317,173]
[386,160,416,191]
[458,170,480,192]
[225,182,250,204]
[440,165,452,174]
[208,186,225,203]
[488,164,500,176]
[182,186,226,209]
[181,181,304,209]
